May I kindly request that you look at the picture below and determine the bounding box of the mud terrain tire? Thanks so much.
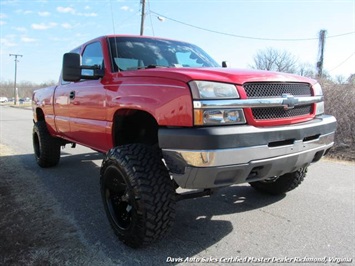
[100,144,175,248]
[32,121,61,168]
[249,168,307,195]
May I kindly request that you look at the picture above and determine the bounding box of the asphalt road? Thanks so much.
[0,105,354,265]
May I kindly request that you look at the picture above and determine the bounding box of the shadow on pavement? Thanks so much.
[1,151,285,265]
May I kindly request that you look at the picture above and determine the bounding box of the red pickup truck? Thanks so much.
[32,35,336,248]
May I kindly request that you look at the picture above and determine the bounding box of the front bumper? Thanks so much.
[159,115,336,189]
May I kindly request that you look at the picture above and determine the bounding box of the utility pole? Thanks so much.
[140,0,146,35]
[9,53,23,105]
[317,29,326,78]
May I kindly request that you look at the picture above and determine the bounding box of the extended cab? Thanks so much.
[32,35,336,247]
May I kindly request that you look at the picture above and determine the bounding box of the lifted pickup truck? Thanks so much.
[32,35,336,248]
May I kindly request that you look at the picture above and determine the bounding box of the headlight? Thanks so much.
[194,108,246,125]
[190,81,244,125]
[312,83,324,115]
[189,81,239,99]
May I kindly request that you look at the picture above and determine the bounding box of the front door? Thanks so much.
[67,41,108,151]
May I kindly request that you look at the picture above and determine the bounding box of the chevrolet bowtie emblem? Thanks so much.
[281,93,298,110]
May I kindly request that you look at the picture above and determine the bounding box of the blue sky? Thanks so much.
[1,0,354,84]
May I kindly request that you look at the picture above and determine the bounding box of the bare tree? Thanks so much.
[335,75,347,85]
[297,63,316,78]
[251,48,298,74]
[0,80,56,98]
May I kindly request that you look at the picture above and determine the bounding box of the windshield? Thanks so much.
[108,37,219,71]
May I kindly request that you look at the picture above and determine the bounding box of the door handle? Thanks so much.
[69,91,75,100]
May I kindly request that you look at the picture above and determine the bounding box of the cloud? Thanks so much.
[0,21,6,26]
[75,33,87,38]
[57,6,75,14]
[31,22,57,30]
[77,12,97,17]
[21,36,36,43]
[0,13,7,19]
[0,38,17,47]
[16,9,33,15]
[61,23,72,29]
[13,27,27,32]
[49,37,62,42]
[38,11,51,17]
[56,6,96,17]
[121,6,133,12]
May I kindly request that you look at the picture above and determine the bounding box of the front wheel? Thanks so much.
[32,121,61,168]
[100,144,176,248]
[249,168,307,195]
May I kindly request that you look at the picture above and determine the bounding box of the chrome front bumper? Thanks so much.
[159,115,336,189]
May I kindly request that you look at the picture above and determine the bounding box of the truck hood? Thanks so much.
[119,67,316,85]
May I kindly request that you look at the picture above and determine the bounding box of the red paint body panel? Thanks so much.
[123,67,316,86]
[105,74,193,126]
[32,86,57,135]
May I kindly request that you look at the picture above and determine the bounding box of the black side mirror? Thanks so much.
[62,53,104,82]
[62,53,81,82]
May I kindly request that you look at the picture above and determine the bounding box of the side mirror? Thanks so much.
[62,53,81,82]
[222,61,229,68]
[62,53,104,82]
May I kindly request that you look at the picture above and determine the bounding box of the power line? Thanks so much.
[150,10,355,42]
[326,32,355,39]
[329,52,355,72]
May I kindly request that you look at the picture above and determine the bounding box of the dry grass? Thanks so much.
[321,79,355,161]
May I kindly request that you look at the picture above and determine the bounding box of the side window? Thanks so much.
[82,42,104,69]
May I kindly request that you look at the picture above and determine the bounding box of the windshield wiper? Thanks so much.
[137,64,169,69]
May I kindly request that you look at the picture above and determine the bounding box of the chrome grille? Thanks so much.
[244,83,312,98]
[243,82,313,121]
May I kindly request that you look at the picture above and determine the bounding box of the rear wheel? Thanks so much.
[32,121,61,167]
[249,168,307,195]
[100,144,175,248]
